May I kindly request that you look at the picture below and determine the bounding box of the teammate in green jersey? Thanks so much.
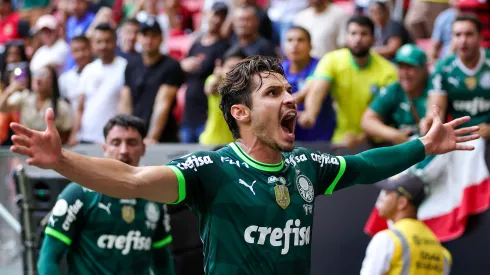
[37,115,175,275]
[422,14,490,139]
[9,56,480,275]
[362,44,429,145]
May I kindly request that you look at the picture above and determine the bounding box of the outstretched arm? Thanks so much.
[9,108,179,203]
[328,107,479,192]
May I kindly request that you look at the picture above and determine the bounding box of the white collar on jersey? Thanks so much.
[455,48,486,76]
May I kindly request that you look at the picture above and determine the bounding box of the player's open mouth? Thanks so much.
[280,110,297,140]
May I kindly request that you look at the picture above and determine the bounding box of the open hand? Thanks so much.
[420,105,480,155]
[9,108,62,169]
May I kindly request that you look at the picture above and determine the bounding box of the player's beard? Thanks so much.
[348,46,370,58]
[252,118,294,153]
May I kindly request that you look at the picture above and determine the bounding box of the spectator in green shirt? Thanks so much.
[361,44,429,145]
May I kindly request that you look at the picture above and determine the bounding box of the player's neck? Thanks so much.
[391,212,417,223]
[460,49,482,70]
[235,139,283,164]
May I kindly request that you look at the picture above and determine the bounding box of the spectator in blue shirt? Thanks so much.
[430,0,457,64]
[282,26,336,142]
[65,0,95,71]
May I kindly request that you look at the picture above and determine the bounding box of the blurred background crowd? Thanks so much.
[0,0,486,148]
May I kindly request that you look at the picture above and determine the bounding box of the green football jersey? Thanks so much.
[44,183,174,275]
[370,82,427,132]
[167,143,346,275]
[428,49,490,126]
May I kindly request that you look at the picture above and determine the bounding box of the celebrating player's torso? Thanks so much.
[168,144,344,275]
[46,183,172,275]
[430,49,490,125]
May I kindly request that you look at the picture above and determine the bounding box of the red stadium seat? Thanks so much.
[167,35,193,61]
[335,1,355,15]
[416,39,433,53]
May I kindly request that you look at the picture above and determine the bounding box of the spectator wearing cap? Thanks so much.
[58,35,93,112]
[119,19,185,144]
[0,0,21,45]
[360,173,452,275]
[179,2,230,143]
[64,0,95,71]
[68,24,127,145]
[133,0,171,54]
[227,4,276,57]
[29,14,69,74]
[293,0,349,59]
[369,0,414,60]
[362,44,428,145]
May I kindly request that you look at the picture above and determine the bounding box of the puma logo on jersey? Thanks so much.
[98,202,111,215]
[244,219,311,255]
[97,230,152,255]
[239,179,256,195]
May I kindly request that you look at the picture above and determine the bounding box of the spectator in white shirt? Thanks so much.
[30,14,69,74]
[68,23,127,146]
[58,35,93,112]
[293,0,349,59]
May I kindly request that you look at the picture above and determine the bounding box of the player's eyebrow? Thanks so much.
[265,84,292,93]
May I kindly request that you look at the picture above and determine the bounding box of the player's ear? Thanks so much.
[397,196,410,210]
[102,143,108,153]
[231,104,251,123]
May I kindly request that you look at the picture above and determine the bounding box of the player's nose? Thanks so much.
[283,91,296,109]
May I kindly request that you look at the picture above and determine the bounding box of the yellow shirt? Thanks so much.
[199,76,234,146]
[312,49,397,143]
[386,219,452,275]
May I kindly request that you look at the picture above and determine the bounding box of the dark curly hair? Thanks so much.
[218,55,285,139]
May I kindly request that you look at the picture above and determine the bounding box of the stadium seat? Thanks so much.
[335,1,355,15]
[167,35,193,61]
[416,39,433,53]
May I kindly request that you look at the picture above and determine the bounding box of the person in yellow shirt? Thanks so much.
[199,47,247,146]
[360,174,452,275]
[300,15,397,148]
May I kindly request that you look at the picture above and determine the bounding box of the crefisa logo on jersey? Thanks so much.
[244,219,311,255]
[52,199,83,231]
[284,154,307,167]
[310,153,339,167]
[97,230,152,255]
[296,175,314,203]
[177,155,213,171]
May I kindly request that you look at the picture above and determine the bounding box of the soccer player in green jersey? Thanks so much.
[362,44,429,145]
[9,56,480,275]
[422,14,490,138]
[37,115,175,275]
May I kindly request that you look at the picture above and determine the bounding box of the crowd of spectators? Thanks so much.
[0,0,488,150]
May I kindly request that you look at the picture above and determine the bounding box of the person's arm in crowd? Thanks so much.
[145,85,179,143]
[361,108,411,145]
[373,36,403,59]
[299,78,331,128]
[119,86,133,115]
[0,81,25,112]
[85,7,114,38]
[37,234,68,275]
[360,232,394,275]
[204,75,221,96]
[67,93,85,146]
[429,12,445,64]
[299,53,334,129]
